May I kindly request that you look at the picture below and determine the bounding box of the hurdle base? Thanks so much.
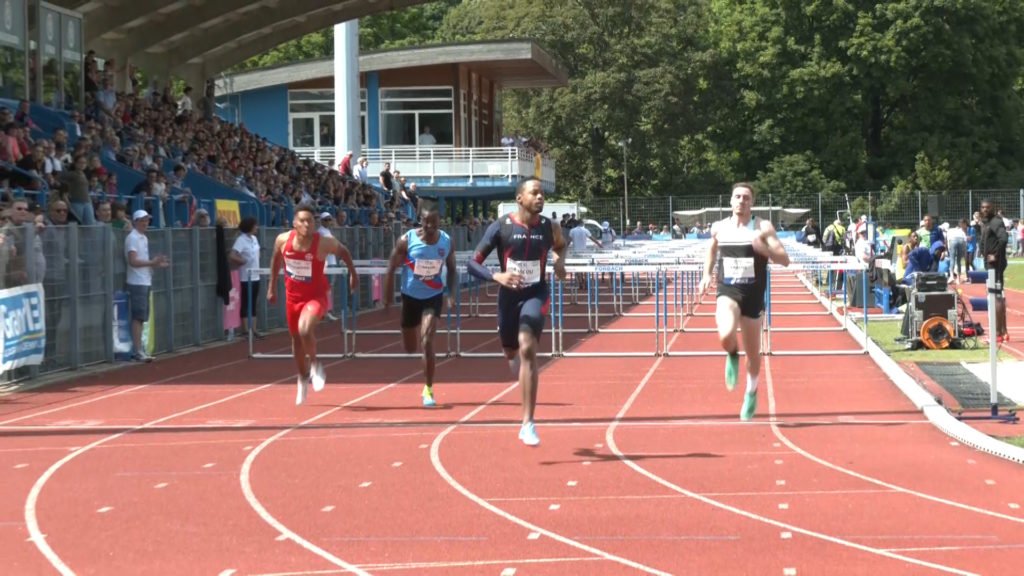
[955,405,1019,424]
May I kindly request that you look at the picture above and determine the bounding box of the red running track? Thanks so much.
[1,275,1023,576]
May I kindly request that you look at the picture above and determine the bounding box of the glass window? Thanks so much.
[318,115,334,147]
[289,102,335,113]
[380,88,452,100]
[381,100,453,112]
[291,116,315,148]
[288,89,368,149]
[289,90,333,101]
[418,112,453,146]
[381,113,415,147]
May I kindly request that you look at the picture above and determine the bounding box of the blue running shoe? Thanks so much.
[519,422,540,446]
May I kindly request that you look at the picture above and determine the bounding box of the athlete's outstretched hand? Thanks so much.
[494,271,524,290]
[446,295,456,311]
[349,270,359,294]
[698,275,712,296]
[266,285,277,305]
[751,231,772,258]
[553,259,567,281]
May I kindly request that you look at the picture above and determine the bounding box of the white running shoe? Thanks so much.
[296,375,309,405]
[311,361,326,392]
[508,356,521,380]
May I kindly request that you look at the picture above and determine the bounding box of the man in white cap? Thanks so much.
[125,210,169,362]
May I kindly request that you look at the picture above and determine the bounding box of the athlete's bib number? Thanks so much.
[414,258,443,279]
[806,234,817,243]
[722,257,755,284]
[285,258,313,282]
[508,259,542,285]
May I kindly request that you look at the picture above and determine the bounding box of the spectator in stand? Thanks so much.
[355,156,368,182]
[95,201,112,224]
[14,100,37,131]
[125,209,169,362]
[177,86,194,118]
[110,201,130,230]
[379,162,393,194]
[338,151,353,179]
[61,155,95,225]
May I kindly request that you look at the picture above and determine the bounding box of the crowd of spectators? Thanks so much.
[2,50,431,233]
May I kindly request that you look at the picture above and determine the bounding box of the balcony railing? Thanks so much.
[293,146,556,187]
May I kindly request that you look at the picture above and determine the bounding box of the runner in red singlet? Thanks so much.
[267,204,359,405]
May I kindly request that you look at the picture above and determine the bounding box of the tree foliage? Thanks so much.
[231,0,1024,202]
[231,1,459,71]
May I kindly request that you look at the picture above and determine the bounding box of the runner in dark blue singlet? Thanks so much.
[467,178,567,446]
[699,183,790,421]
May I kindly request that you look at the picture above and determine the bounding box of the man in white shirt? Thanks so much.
[125,210,169,362]
[319,212,339,321]
[418,126,437,146]
[854,227,873,264]
[569,223,600,253]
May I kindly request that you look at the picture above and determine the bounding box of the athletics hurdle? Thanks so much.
[247,266,351,360]
[455,271,564,359]
[764,260,870,356]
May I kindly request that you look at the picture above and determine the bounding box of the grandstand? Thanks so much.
[3,0,564,381]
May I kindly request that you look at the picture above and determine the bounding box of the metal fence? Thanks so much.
[582,189,1024,233]
[0,222,484,384]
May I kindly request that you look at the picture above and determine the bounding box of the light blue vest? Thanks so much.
[401,229,451,299]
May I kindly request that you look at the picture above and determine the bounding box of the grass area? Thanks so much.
[861,318,1012,363]
[998,436,1024,448]
[1006,259,1023,291]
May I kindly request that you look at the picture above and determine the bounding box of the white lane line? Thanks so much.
[429,373,671,574]
[763,357,1024,526]
[240,337,497,576]
[606,337,978,576]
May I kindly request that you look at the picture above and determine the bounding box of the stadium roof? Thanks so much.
[51,0,437,82]
[216,40,569,96]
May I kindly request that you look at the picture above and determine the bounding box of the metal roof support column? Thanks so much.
[334,18,361,165]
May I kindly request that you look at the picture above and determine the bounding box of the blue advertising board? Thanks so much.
[0,283,46,372]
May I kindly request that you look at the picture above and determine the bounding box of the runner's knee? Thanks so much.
[518,330,537,359]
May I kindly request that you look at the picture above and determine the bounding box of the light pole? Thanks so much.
[619,138,631,227]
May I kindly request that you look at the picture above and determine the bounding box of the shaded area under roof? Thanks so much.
[54,0,439,82]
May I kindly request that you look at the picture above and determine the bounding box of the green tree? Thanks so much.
[440,0,727,201]
[231,1,459,71]
[707,0,1024,191]
[756,153,846,208]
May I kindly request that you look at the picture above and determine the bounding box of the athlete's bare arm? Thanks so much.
[321,235,359,292]
[700,223,719,294]
[445,246,458,308]
[382,235,409,310]
[756,220,791,266]
[550,220,568,280]
[266,232,290,304]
